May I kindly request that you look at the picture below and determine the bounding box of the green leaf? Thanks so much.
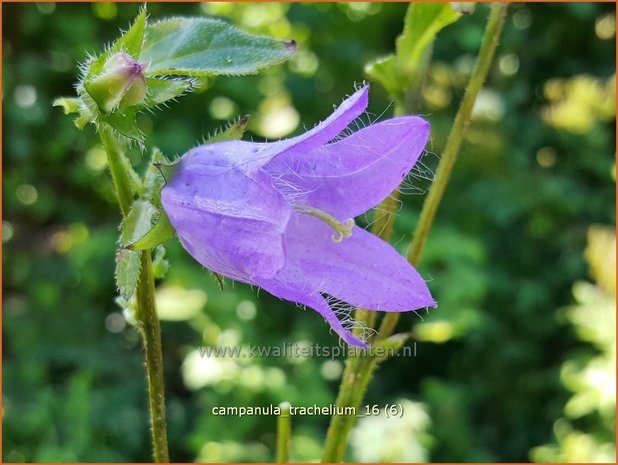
[207,114,250,143]
[396,3,461,75]
[364,56,402,100]
[141,17,296,77]
[120,199,158,247]
[127,209,175,251]
[140,77,192,109]
[365,3,461,100]
[115,248,141,300]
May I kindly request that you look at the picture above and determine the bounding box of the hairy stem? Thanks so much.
[136,252,169,462]
[100,127,134,216]
[321,4,507,462]
[100,128,170,462]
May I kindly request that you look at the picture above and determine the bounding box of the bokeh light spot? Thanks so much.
[236,300,257,321]
[93,2,117,20]
[14,85,37,108]
[15,184,38,205]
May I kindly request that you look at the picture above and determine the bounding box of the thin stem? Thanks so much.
[100,127,133,216]
[276,402,292,463]
[137,252,169,462]
[321,356,363,461]
[99,127,170,462]
[321,4,507,462]
[379,2,508,338]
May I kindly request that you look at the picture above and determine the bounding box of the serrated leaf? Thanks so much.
[207,114,250,143]
[120,199,158,247]
[127,208,175,251]
[116,248,142,300]
[141,17,296,77]
[396,3,461,75]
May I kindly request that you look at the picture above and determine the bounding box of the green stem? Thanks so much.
[321,355,363,461]
[276,402,292,462]
[137,252,169,463]
[379,2,507,338]
[100,127,133,216]
[100,127,170,462]
[321,4,507,462]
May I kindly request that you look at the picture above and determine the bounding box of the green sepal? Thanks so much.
[207,114,250,144]
[142,147,168,206]
[153,161,180,184]
[112,7,147,58]
[140,78,192,110]
[126,209,175,251]
[53,97,94,130]
[53,97,81,114]
[120,199,158,247]
[100,109,142,141]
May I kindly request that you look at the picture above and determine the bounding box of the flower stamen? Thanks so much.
[293,205,355,243]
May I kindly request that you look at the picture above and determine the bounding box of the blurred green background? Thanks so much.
[3,2,616,462]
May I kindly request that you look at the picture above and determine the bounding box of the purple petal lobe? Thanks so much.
[176,86,370,175]
[277,213,435,311]
[267,116,430,219]
[252,277,369,348]
[161,153,290,280]
[241,86,369,171]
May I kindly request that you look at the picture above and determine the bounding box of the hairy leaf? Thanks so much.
[141,17,296,77]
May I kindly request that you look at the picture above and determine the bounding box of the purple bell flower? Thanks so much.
[161,86,435,347]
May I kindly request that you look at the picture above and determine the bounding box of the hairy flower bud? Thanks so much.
[87,52,147,113]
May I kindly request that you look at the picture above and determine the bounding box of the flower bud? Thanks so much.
[87,52,147,113]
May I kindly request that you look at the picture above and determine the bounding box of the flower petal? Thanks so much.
[278,213,435,311]
[161,163,290,280]
[267,85,369,154]
[180,86,369,174]
[266,116,430,219]
[252,277,369,347]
